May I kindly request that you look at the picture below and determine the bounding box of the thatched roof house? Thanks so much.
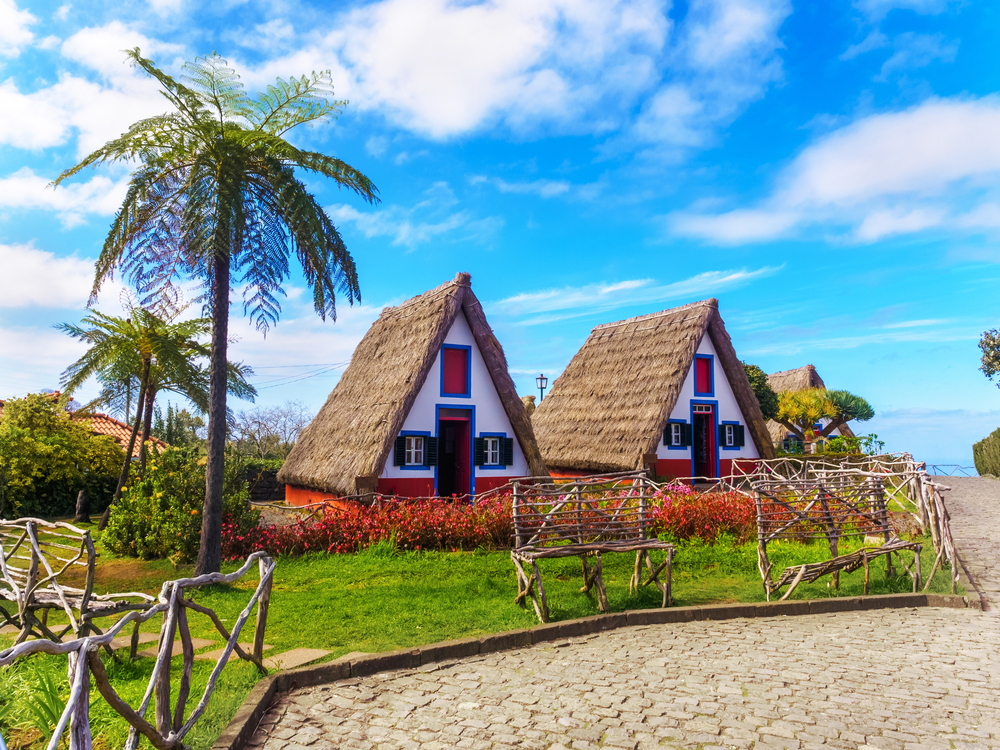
[766,365,855,446]
[532,299,774,480]
[278,273,547,501]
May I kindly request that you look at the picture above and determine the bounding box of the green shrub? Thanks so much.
[973,428,1000,477]
[103,448,260,562]
[0,394,124,519]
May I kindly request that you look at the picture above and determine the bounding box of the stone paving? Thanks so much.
[250,477,1000,750]
[940,477,1000,612]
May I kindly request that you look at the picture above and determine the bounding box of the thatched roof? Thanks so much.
[531,299,775,473]
[277,272,548,494]
[766,365,855,443]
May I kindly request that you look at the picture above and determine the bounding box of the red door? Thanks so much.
[693,405,716,479]
[437,415,471,496]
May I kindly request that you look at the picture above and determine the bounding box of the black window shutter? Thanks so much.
[394,436,406,466]
[502,437,514,467]
[663,426,670,446]
[474,437,485,467]
[425,437,438,466]
[735,424,746,447]
[680,423,693,447]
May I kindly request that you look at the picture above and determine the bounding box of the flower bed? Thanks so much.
[221,485,757,560]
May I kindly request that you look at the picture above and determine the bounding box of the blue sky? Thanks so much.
[1,0,998,467]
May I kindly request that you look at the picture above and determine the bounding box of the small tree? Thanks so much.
[230,401,311,459]
[0,394,123,518]
[742,362,778,421]
[775,387,874,452]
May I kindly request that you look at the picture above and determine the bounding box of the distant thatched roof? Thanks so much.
[766,365,855,443]
[531,299,775,473]
[278,272,548,494]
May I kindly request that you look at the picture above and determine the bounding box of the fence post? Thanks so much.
[253,557,273,663]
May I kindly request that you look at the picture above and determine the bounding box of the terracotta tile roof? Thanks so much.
[0,392,169,457]
[84,413,169,457]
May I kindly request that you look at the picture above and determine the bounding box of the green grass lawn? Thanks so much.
[0,531,961,750]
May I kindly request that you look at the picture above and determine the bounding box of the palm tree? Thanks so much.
[57,307,256,528]
[54,50,378,573]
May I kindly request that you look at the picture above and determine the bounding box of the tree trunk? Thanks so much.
[73,490,90,525]
[196,250,230,576]
[99,364,149,531]
[139,386,156,477]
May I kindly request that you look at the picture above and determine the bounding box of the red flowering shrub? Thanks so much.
[221,486,757,559]
[221,494,513,560]
[646,485,756,543]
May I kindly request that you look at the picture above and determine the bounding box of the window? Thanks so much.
[694,355,713,395]
[664,421,691,448]
[693,404,713,413]
[475,435,514,467]
[721,423,745,450]
[441,345,471,396]
[393,433,437,467]
[405,435,424,465]
[483,437,500,465]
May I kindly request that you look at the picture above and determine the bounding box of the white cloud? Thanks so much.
[0,242,95,308]
[489,266,781,325]
[0,23,179,155]
[841,30,888,60]
[0,167,128,226]
[55,4,71,21]
[670,96,1000,244]
[469,175,571,198]
[0,0,35,58]
[876,32,958,81]
[328,182,501,249]
[853,0,952,21]
[669,208,799,243]
[325,0,669,138]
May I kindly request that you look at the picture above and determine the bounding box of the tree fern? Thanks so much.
[53,49,377,573]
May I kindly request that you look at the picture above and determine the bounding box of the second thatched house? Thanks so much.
[766,365,855,450]
[531,299,774,481]
[278,273,547,503]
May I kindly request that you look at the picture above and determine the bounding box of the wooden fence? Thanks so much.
[0,551,275,750]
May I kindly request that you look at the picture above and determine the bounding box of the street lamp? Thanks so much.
[536,373,548,401]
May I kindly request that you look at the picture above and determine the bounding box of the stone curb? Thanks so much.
[211,593,972,750]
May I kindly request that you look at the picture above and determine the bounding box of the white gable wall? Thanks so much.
[380,310,528,482]
[655,332,760,462]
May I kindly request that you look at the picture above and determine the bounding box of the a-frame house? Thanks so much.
[278,273,547,502]
[532,298,775,481]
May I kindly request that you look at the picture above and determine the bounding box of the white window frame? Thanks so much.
[722,424,736,447]
[405,435,425,466]
[669,422,682,446]
[483,436,501,466]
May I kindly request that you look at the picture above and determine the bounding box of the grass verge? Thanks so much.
[0,532,961,749]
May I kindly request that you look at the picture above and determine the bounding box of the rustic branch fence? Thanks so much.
[0,551,275,750]
[754,477,923,599]
[675,453,959,593]
[0,518,155,645]
[510,474,675,622]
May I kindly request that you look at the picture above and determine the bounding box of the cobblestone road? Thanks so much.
[251,478,1000,750]
[941,477,1000,612]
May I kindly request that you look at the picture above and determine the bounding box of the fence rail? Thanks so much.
[0,551,275,750]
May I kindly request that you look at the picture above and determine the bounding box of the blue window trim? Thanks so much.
[478,431,508,469]
[665,420,687,451]
[398,430,432,471]
[440,344,472,398]
[689,400,720,479]
[720,420,741,451]
[694,354,715,396]
[434,404,476,496]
